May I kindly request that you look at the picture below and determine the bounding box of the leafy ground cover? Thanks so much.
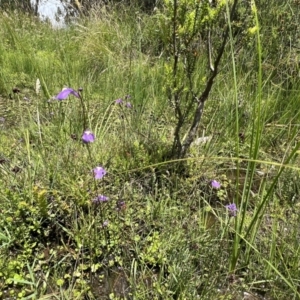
[0,2,300,299]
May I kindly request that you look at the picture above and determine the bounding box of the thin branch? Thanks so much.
[179,0,239,158]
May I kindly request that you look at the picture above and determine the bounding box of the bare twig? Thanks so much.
[178,0,239,158]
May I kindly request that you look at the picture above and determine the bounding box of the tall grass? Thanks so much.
[0,2,300,299]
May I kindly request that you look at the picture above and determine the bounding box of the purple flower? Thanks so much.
[211,180,221,189]
[92,195,109,203]
[225,203,238,217]
[93,166,106,179]
[115,98,123,104]
[125,102,132,108]
[103,220,109,227]
[82,130,95,143]
[56,88,80,100]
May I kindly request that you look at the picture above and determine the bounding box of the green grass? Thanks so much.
[0,3,300,300]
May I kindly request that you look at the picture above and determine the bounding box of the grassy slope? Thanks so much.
[0,4,300,300]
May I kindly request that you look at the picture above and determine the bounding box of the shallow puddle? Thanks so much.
[90,268,131,299]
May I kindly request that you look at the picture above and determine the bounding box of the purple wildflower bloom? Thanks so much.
[93,195,109,203]
[56,88,80,100]
[225,203,238,217]
[93,166,106,179]
[82,130,95,143]
[103,220,109,227]
[115,98,123,104]
[211,180,221,189]
[125,102,132,108]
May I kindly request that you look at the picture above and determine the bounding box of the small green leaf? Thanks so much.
[56,278,64,286]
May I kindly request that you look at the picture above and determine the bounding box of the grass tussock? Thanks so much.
[0,2,300,299]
